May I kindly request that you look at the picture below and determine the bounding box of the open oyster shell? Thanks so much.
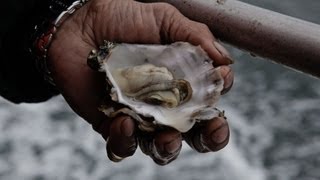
[87,41,224,132]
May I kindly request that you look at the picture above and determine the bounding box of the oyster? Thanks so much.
[87,41,224,132]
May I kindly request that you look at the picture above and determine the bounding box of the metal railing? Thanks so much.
[140,0,320,78]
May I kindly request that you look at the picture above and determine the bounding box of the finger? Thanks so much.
[184,117,229,153]
[218,66,234,95]
[138,128,182,165]
[106,116,137,162]
[152,129,182,165]
[175,21,233,66]
[158,5,233,65]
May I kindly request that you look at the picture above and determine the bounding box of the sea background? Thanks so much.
[1,0,320,180]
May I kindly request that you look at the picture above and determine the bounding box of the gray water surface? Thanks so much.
[1,0,320,180]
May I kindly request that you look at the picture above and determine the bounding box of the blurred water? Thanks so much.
[1,0,320,180]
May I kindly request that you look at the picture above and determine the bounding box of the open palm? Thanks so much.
[48,0,234,165]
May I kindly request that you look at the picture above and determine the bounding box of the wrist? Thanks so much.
[30,0,90,87]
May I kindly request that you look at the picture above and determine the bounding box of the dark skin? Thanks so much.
[48,0,234,165]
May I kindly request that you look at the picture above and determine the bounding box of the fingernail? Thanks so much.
[153,158,168,166]
[120,117,134,137]
[225,56,234,64]
[221,69,234,95]
[213,41,234,64]
[164,139,181,154]
[210,123,229,144]
[107,144,124,162]
[221,80,233,95]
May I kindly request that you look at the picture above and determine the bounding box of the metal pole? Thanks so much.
[139,0,320,78]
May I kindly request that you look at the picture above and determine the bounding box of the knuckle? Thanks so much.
[153,2,177,12]
[198,23,210,32]
[152,2,182,23]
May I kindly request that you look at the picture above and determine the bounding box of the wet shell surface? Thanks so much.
[88,42,224,132]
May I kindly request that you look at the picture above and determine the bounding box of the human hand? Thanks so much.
[48,0,234,165]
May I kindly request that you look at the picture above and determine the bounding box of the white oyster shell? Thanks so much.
[98,42,224,132]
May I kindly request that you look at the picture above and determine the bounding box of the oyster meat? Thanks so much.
[87,41,224,132]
